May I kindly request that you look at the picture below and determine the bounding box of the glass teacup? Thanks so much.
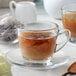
[61,3,76,43]
[18,22,70,67]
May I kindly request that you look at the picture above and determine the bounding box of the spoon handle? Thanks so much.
[62,72,70,76]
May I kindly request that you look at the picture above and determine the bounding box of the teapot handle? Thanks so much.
[9,1,16,18]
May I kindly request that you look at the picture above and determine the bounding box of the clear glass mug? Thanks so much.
[61,3,76,43]
[18,22,70,67]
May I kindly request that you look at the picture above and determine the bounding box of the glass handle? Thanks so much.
[55,29,71,52]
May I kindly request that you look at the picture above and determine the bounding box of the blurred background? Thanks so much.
[0,0,45,16]
[0,0,43,8]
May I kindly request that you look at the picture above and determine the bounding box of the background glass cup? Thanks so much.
[61,3,76,43]
[18,22,70,67]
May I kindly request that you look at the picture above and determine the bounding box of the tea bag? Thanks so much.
[62,62,76,76]
[0,14,21,41]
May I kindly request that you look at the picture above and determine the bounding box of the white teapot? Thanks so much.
[43,0,76,19]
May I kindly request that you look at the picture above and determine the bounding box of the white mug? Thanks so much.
[9,1,37,24]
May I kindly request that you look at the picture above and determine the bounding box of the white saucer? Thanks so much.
[6,49,70,69]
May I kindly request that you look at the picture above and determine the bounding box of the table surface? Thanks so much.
[0,7,76,76]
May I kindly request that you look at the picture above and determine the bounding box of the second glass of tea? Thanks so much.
[18,22,70,68]
[62,3,76,43]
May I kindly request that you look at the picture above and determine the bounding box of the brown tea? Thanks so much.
[62,12,76,38]
[19,32,57,60]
